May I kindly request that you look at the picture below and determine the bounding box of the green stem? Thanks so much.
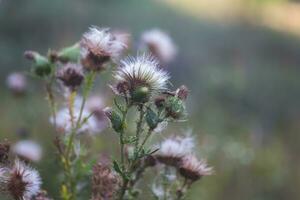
[137,129,153,154]
[134,105,145,157]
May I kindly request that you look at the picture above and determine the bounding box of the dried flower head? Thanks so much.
[6,72,27,96]
[56,63,84,90]
[141,29,177,64]
[179,154,213,182]
[0,160,41,199]
[113,55,170,103]
[91,162,120,200]
[12,140,42,163]
[156,136,194,166]
[80,27,127,71]
[0,142,10,164]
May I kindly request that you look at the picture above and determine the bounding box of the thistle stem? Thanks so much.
[134,104,145,157]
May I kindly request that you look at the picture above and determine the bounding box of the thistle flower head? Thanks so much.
[80,27,127,71]
[156,136,194,166]
[6,72,27,96]
[0,160,41,199]
[12,140,42,163]
[179,154,213,182]
[141,29,177,64]
[113,55,170,103]
[56,63,84,90]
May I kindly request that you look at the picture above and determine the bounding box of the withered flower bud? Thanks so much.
[91,162,120,200]
[154,96,166,109]
[176,85,189,100]
[143,155,157,167]
[56,64,84,90]
[0,142,10,164]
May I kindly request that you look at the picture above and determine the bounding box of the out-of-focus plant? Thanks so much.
[0,26,213,200]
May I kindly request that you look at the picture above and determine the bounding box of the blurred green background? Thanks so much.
[1,0,300,199]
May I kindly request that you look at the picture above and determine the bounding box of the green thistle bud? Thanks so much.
[130,86,150,103]
[104,107,124,133]
[165,96,185,119]
[24,51,52,77]
[146,108,160,130]
[58,43,80,63]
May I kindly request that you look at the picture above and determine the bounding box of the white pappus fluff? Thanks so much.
[114,54,170,95]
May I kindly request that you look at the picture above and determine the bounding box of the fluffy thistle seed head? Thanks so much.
[0,160,41,199]
[141,29,177,64]
[80,27,127,71]
[179,154,213,182]
[156,136,194,167]
[56,63,84,90]
[114,55,170,103]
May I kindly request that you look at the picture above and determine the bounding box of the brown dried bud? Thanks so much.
[176,85,189,100]
[0,141,10,163]
[143,155,157,167]
[56,63,84,90]
[91,162,120,200]
[154,96,166,108]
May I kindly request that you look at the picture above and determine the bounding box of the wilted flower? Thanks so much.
[56,63,84,90]
[91,161,120,200]
[179,154,213,182]
[6,72,27,96]
[141,29,177,64]
[155,136,194,166]
[12,140,42,163]
[113,54,170,103]
[80,27,127,71]
[0,160,41,199]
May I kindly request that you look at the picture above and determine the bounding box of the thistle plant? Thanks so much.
[1,26,213,200]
